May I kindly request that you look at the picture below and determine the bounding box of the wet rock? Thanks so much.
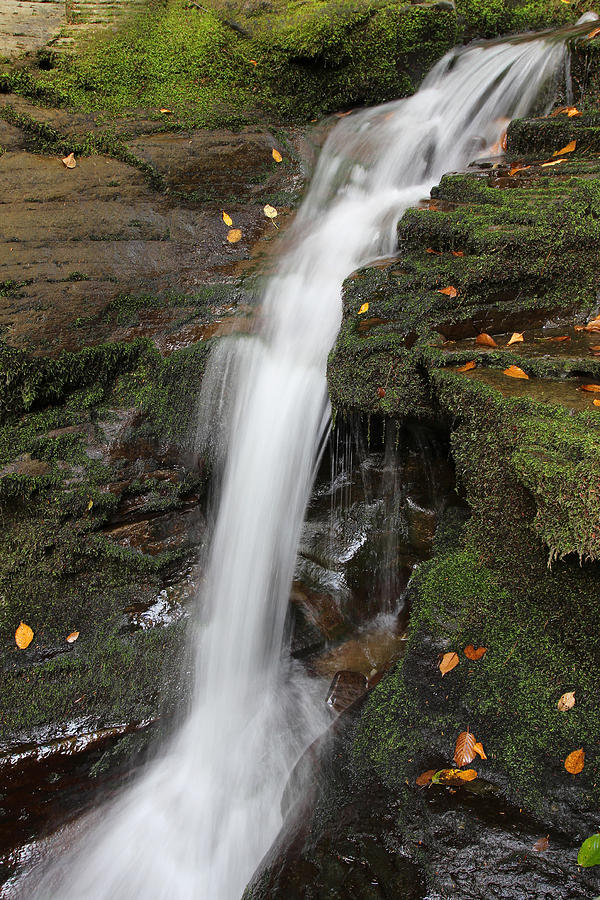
[325,670,367,713]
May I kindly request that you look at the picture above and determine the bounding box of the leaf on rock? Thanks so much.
[62,153,76,169]
[227,229,242,243]
[579,384,600,392]
[15,622,34,649]
[545,335,570,342]
[263,204,278,219]
[432,768,478,785]
[358,302,369,315]
[509,165,531,176]
[87,498,93,511]
[507,332,524,346]
[503,365,529,379]
[222,211,233,227]
[457,361,476,373]
[439,651,459,676]
[564,748,585,774]
[557,691,575,711]
[454,730,477,767]
[577,833,600,867]
[464,644,487,660]
[534,836,549,852]
[416,769,437,786]
[272,148,282,163]
[553,140,576,157]
[473,741,487,760]
[476,333,497,348]
[438,286,458,298]
[66,631,80,644]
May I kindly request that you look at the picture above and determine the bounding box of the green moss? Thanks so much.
[455,0,576,39]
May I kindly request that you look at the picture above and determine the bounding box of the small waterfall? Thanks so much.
[26,33,569,900]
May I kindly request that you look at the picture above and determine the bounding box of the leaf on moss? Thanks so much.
[594,399,600,408]
[66,631,80,644]
[454,730,477,767]
[509,165,531,176]
[452,250,464,257]
[578,833,600,867]
[439,651,459,676]
[586,26,600,39]
[377,387,386,398]
[15,622,34,649]
[476,333,497,348]
[551,106,581,117]
[464,644,486,660]
[272,149,282,163]
[426,247,442,255]
[222,211,233,227]
[438,286,458,298]
[564,748,585,774]
[507,332,524,346]
[541,159,566,167]
[227,229,242,243]
[416,769,437,786]
[503,365,529,379]
[557,691,575,711]
[432,768,477,785]
[358,302,369,315]
[457,361,476,373]
[553,140,576,156]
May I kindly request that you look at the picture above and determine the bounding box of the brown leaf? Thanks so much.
[586,26,600,39]
[452,250,464,257]
[579,384,600,392]
[533,836,549,852]
[426,247,442,255]
[66,631,80,644]
[377,387,386,398]
[62,152,76,169]
[457,361,476,373]
[433,768,478,785]
[589,345,600,351]
[503,365,529,379]
[545,335,570,342]
[507,332,524,346]
[565,748,585,774]
[473,741,487,760]
[416,769,437,786]
[557,690,575,711]
[454,730,477,767]
[272,148,283,163]
[476,333,497,348]
[439,651,459,676]
[464,644,487,660]
[509,165,531,176]
[15,622,34,649]
[438,286,458,298]
[335,110,353,118]
[553,140,576,157]
[227,229,242,244]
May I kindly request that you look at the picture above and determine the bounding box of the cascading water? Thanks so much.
[22,31,572,900]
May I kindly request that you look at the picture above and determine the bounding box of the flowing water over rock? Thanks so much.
[17,32,574,900]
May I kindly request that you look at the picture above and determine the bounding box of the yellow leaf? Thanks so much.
[503,365,529,379]
[439,651,459,676]
[553,140,576,157]
[62,153,76,169]
[263,204,278,219]
[457,361,476,373]
[15,622,34,649]
[66,630,80,644]
[227,229,242,244]
[432,768,478,785]
[594,399,600,407]
[541,159,566,167]
[222,211,233,227]
[358,302,369,315]
[272,148,282,163]
[557,691,575,711]
[87,498,93,511]
[507,332,524,346]
[438,286,458,298]
[473,741,487,760]
[564,748,585,774]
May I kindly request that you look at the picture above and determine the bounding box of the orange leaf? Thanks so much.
[249,58,258,66]
[426,247,442,255]
[589,345,600,351]
[457,361,476,373]
[227,229,242,244]
[564,748,585,774]
[579,384,600,392]
[476,333,497,348]
[507,332,524,346]
[553,140,576,157]
[464,644,487,660]
[452,250,464,257]
[509,165,531,176]
[557,691,575,711]
[432,768,478,785]
[439,651,459,676]
[159,108,171,114]
[15,622,34,649]
[503,365,529,379]
[594,399,600,407]
[66,631,80,644]
[358,302,369,315]
[272,148,282,163]
[454,730,477,767]
[534,836,549,852]
[541,159,566,167]
[377,387,386,398]
[545,335,570,342]
[416,769,437,786]
[473,741,487,760]
[586,26,600,39]
[438,286,458,298]
[62,152,76,169]
[335,110,353,118]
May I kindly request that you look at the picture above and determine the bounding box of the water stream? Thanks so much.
[25,29,574,900]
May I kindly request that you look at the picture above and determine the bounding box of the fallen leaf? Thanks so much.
[557,690,575,711]
[590,345,600,351]
[87,498,93,511]
[432,768,478,785]
[227,229,242,243]
[62,152,76,169]
[594,399,600,407]
[15,622,34,649]
[545,335,570,342]
[551,106,581,117]
[577,833,600,867]
[534,836,549,852]
[454,730,477,767]
[438,286,458,298]
[541,158,566,167]
[579,384,600,392]
[377,387,386,398]
[553,140,576,157]
[564,748,585,774]
[503,365,529,379]
[464,644,487,660]
[439,651,459,676]
[222,211,233,227]
[335,110,353,118]
[452,250,464,257]
[586,26,600,39]
[507,332,524,346]
[473,741,487,760]
[358,302,369,315]
[583,317,600,332]
[457,361,476,373]
[426,247,442,255]
[159,108,171,114]
[272,148,282,163]
[263,204,278,219]
[416,769,437,786]
[476,332,497,348]
[66,631,80,644]
[509,165,531,176]
[249,59,257,66]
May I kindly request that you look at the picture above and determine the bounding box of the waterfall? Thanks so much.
[24,33,568,900]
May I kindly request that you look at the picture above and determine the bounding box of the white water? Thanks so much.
[26,34,568,900]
